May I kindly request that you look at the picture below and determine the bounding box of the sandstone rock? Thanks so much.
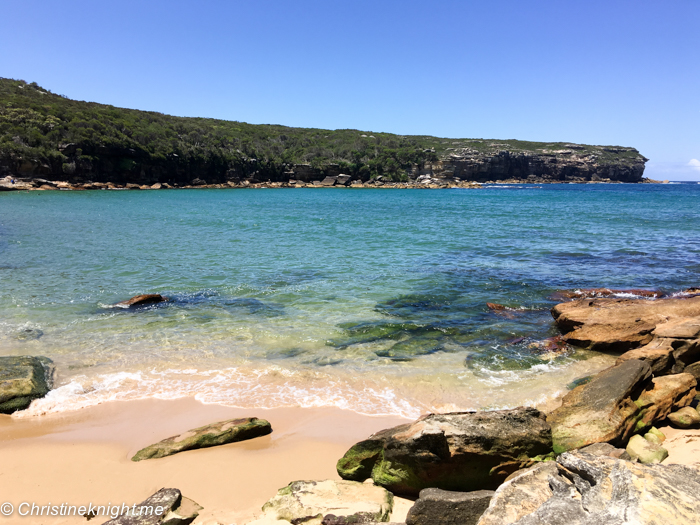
[626,434,668,463]
[684,361,700,380]
[261,480,393,525]
[337,408,552,496]
[114,294,168,308]
[126,183,141,189]
[577,442,630,460]
[547,359,652,453]
[405,488,494,525]
[150,183,162,189]
[102,487,201,524]
[0,356,54,414]
[476,453,700,525]
[132,417,271,461]
[551,295,700,353]
[551,288,663,300]
[336,175,352,186]
[646,426,666,443]
[666,406,700,428]
[320,176,337,186]
[644,431,662,444]
[633,373,696,430]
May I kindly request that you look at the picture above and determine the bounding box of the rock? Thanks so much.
[547,359,652,453]
[477,453,700,525]
[626,434,668,463]
[551,288,663,300]
[320,176,337,186]
[260,480,393,525]
[644,431,662,444]
[405,488,494,525]
[684,361,700,380]
[132,417,271,461]
[102,487,201,524]
[125,183,141,189]
[632,372,696,430]
[577,442,630,460]
[336,175,352,186]
[666,406,700,428]
[646,426,666,443]
[337,408,552,496]
[114,294,168,308]
[0,356,54,414]
[191,178,206,186]
[551,295,700,353]
[150,183,162,189]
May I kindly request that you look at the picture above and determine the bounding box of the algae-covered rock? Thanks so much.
[632,372,696,432]
[261,480,393,525]
[338,408,552,497]
[103,487,201,524]
[0,355,54,414]
[547,359,651,453]
[646,426,666,443]
[626,434,668,464]
[131,417,271,461]
[666,406,700,428]
[477,453,700,525]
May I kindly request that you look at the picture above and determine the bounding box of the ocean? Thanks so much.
[1,183,698,418]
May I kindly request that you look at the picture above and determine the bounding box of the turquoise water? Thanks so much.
[1,184,699,417]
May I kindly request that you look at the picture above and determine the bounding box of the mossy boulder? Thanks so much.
[131,417,271,461]
[626,434,668,464]
[0,355,54,414]
[337,408,552,497]
[547,359,652,453]
[666,406,700,428]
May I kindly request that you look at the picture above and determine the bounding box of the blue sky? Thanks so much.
[1,0,698,180]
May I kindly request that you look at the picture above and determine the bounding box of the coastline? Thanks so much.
[0,397,412,524]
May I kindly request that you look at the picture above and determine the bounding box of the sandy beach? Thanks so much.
[0,398,413,525]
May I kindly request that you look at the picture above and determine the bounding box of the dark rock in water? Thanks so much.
[0,356,54,414]
[547,359,652,453]
[337,408,552,497]
[550,288,664,301]
[13,328,43,341]
[566,375,593,390]
[486,303,506,311]
[102,487,201,524]
[478,453,700,525]
[131,417,272,461]
[115,294,168,308]
[405,488,494,525]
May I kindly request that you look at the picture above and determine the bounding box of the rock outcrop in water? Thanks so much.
[0,355,54,414]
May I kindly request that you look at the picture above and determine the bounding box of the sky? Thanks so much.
[1,0,698,180]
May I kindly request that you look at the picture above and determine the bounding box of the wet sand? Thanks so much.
[0,398,411,524]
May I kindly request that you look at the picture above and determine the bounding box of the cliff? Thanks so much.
[0,78,647,188]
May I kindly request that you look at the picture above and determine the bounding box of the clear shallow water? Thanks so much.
[1,184,698,417]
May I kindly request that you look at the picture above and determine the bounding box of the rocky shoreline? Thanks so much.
[0,174,669,193]
[2,289,700,524]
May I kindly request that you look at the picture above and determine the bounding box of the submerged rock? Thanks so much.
[0,355,54,414]
[405,488,494,525]
[337,408,552,496]
[103,487,201,525]
[261,480,393,525]
[476,453,700,525]
[131,417,272,461]
[114,294,168,308]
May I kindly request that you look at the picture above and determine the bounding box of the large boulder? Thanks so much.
[476,453,700,525]
[260,480,393,525]
[131,417,272,461]
[0,356,54,414]
[103,487,201,524]
[547,359,652,453]
[405,488,494,525]
[551,295,700,354]
[337,408,552,497]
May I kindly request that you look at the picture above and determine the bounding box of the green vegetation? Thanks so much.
[0,78,643,183]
